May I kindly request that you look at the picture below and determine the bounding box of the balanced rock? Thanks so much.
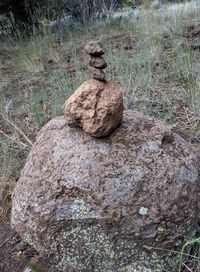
[89,56,107,69]
[85,40,105,56]
[85,40,107,81]
[64,79,123,137]
[88,66,106,81]
[11,110,200,271]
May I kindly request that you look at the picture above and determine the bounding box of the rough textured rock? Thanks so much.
[85,40,107,81]
[64,79,123,137]
[89,56,107,69]
[191,130,200,143]
[11,110,200,271]
[88,66,106,81]
[85,40,105,56]
[191,131,200,158]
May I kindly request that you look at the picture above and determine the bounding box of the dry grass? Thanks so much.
[1,0,200,214]
[0,1,200,269]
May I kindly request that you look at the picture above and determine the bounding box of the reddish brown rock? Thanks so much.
[64,79,123,137]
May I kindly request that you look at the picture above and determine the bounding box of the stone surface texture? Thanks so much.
[85,40,105,56]
[88,66,106,81]
[11,110,200,271]
[89,56,107,69]
[64,79,123,137]
[85,40,107,81]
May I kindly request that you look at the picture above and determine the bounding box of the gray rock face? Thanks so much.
[11,110,200,271]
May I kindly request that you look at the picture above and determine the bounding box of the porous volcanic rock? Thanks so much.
[64,79,123,137]
[11,110,200,271]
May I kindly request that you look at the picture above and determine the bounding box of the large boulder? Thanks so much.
[11,110,200,272]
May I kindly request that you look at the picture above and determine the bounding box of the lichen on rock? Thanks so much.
[11,110,200,271]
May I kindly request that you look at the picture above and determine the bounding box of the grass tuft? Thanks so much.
[0,1,200,269]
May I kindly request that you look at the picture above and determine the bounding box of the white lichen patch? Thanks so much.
[50,224,115,271]
[71,198,89,216]
[48,221,183,271]
[139,207,148,215]
[120,265,160,272]
[24,233,34,246]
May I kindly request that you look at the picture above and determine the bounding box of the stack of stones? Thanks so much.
[63,40,123,137]
[85,40,107,81]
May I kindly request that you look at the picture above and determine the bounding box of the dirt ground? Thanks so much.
[0,220,53,272]
[0,220,34,272]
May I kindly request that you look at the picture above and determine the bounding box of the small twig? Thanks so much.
[0,129,13,141]
[0,233,15,249]
[0,129,30,148]
[183,263,193,272]
[0,112,33,147]
[143,245,200,261]
[16,263,25,272]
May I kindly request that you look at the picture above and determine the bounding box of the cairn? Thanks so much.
[63,40,123,137]
[85,40,107,81]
